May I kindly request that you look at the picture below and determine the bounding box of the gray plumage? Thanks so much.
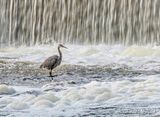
[40,55,60,70]
[40,44,67,77]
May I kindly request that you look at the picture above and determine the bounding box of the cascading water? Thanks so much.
[1,1,160,117]
[0,0,160,47]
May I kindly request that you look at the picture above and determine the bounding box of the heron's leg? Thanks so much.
[48,70,54,80]
[49,70,53,77]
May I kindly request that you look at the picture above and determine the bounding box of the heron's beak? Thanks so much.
[62,45,68,49]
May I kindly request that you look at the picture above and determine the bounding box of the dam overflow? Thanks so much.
[0,0,160,47]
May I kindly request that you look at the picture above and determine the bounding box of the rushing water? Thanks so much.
[1,0,160,46]
[0,0,160,116]
[0,44,160,116]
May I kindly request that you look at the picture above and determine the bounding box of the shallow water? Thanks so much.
[0,44,160,116]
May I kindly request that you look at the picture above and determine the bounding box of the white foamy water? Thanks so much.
[0,75,160,116]
[1,44,160,70]
[1,44,160,116]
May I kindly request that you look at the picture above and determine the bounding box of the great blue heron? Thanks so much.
[40,44,67,77]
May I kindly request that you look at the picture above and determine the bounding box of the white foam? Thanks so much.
[0,84,16,95]
[121,46,160,57]
[0,97,13,106]
[33,92,59,103]
[1,44,160,116]
[8,101,29,110]
[95,92,112,102]
[33,99,53,108]
[0,75,160,116]
[1,45,160,71]
[63,90,82,102]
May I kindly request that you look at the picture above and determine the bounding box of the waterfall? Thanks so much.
[0,0,160,47]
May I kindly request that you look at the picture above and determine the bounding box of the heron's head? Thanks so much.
[58,44,68,49]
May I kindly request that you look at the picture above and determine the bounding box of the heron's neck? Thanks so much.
[58,46,62,59]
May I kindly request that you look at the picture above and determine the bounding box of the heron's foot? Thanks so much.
[52,74,58,77]
[48,74,58,80]
[48,75,58,77]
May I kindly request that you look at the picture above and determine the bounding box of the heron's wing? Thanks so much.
[40,55,59,69]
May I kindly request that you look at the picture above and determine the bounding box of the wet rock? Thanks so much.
[68,81,76,84]
[0,61,159,87]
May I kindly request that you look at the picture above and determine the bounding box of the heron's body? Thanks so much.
[40,44,67,77]
[40,55,61,70]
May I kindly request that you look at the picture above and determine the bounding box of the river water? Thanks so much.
[0,0,160,116]
[0,44,160,116]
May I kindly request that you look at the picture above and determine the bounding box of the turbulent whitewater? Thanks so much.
[0,45,160,116]
[0,0,160,116]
